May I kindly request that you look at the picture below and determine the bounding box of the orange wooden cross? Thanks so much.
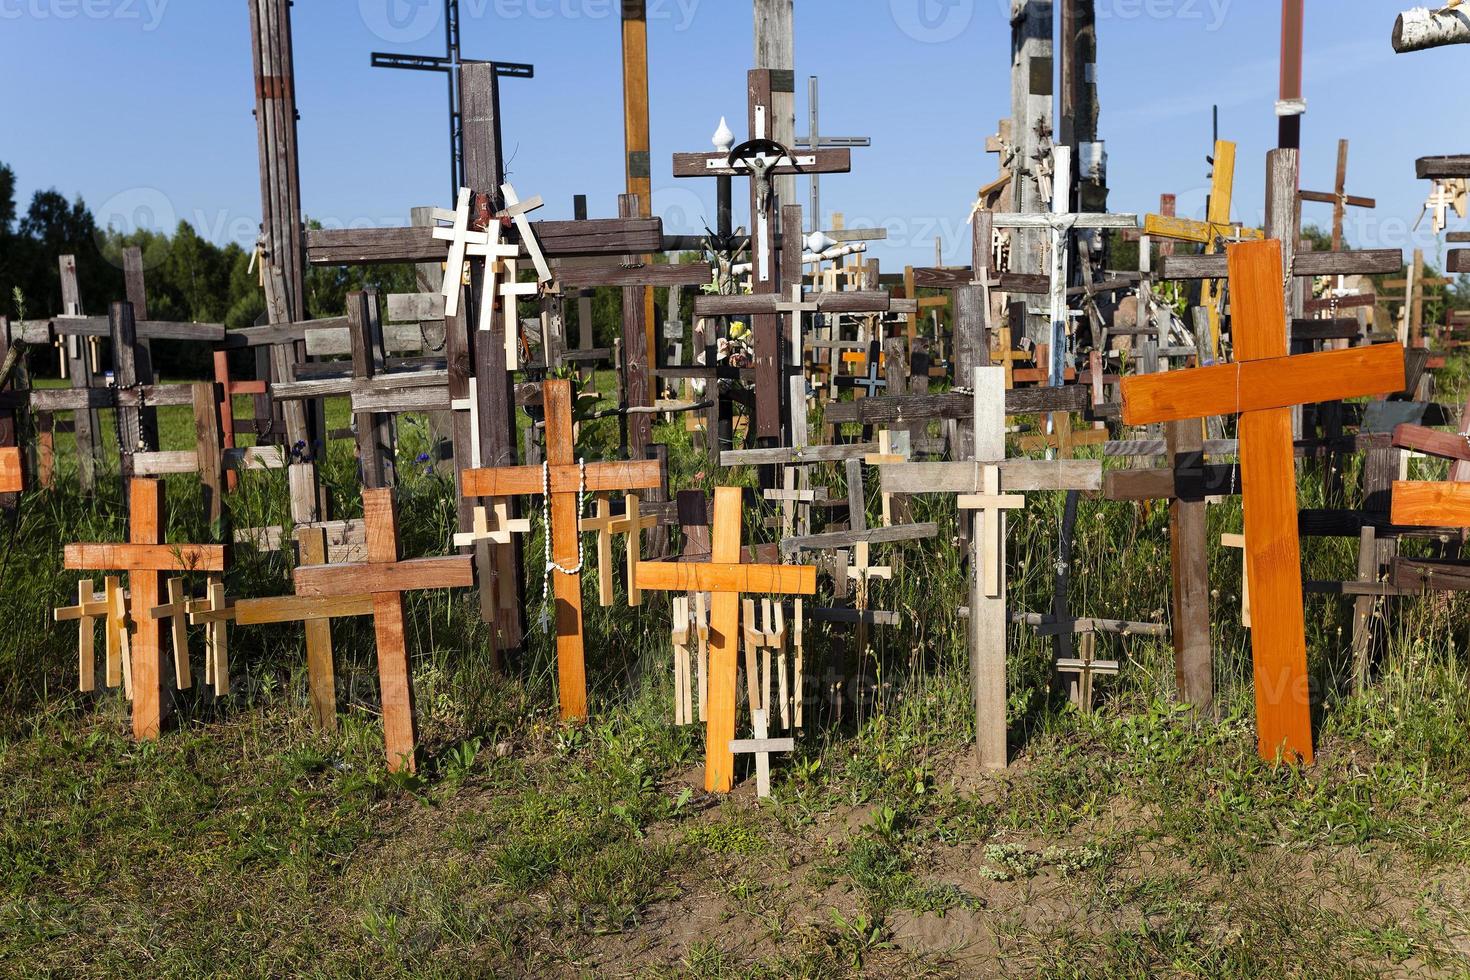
[0,447,22,493]
[636,486,817,794]
[461,379,664,721]
[1122,239,1405,765]
[291,488,473,772]
[63,478,226,740]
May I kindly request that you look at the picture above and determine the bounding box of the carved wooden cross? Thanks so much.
[461,379,664,720]
[63,478,227,740]
[636,485,817,793]
[290,488,475,771]
[1122,239,1406,764]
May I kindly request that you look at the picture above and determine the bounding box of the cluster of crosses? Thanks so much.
[14,5,1470,800]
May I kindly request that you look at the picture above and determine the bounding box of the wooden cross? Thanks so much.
[729,708,792,799]
[1144,140,1259,359]
[1300,139,1376,253]
[992,146,1137,386]
[636,486,817,793]
[431,188,486,318]
[580,493,658,607]
[461,379,664,720]
[1392,480,1470,526]
[53,579,121,694]
[63,478,227,740]
[291,488,475,771]
[674,70,853,439]
[1016,412,1107,457]
[211,351,268,491]
[670,595,701,726]
[878,367,1103,769]
[1056,632,1119,714]
[1122,239,1406,764]
[742,598,790,731]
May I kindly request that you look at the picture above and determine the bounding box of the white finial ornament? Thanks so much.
[712,117,735,154]
[805,231,835,254]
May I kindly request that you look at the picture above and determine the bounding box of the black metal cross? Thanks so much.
[370,0,534,202]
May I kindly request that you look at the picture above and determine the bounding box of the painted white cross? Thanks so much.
[431,188,489,318]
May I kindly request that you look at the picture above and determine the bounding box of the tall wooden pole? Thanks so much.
[1060,0,1107,278]
[462,61,524,650]
[247,0,306,323]
[1009,0,1054,340]
[754,0,796,213]
[1277,0,1305,150]
[621,1,657,386]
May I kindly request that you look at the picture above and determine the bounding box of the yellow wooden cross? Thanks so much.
[1143,140,1262,358]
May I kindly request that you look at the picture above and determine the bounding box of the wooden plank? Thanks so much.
[64,543,227,573]
[128,480,166,741]
[304,218,664,265]
[131,451,199,476]
[671,147,851,178]
[234,592,375,625]
[1448,250,1470,275]
[1391,481,1470,526]
[636,562,818,594]
[1416,155,1470,179]
[297,527,338,732]
[705,486,743,795]
[556,261,711,289]
[0,447,24,494]
[823,386,1090,426]
[1392,424,1470,462]
[1392,558,1470,592]
[373,591,418,772]
[1166,420,1214,713]
[542,380,589,720]
[721,443,877,467]
[880,460,1101,494]
[694,291,890,317]
[778,522,939,555]
[1104,464,1239,501]
[461,459,663,497]
[292,556,474,598]
[23,315,225,342]
[1121,343,1405,425]
[1158,248,1400,281]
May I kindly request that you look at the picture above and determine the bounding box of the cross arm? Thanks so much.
[292,556,475,598]
[992,213,1138,231]
[234,593,376,625]
[635,561,817,596]
[879,460,1102,495]
[64,544,227,573]
[1391,481,1470,527]
[1121,343,1406,426]
[671,148,851,178]
[1299,190,1376,209]
[1143,214,1263,244]
[694,291,890,317]
[461,459,664,497]
[1392,423,1470,462]
[1159,248,1401,281]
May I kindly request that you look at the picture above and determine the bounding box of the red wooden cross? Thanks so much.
[1122,239,1405,764]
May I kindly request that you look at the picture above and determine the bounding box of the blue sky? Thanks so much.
[2,0,1463,271]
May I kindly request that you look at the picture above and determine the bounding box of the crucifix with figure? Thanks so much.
[461,379,665,721]
[1122,239,1405,764]
[636,486,817,794]
[673,69,855,440]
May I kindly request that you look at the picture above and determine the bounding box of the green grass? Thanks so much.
[2,365,1470,977]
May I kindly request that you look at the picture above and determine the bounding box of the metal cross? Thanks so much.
[795,75,871,233]
[370,0,533,203]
